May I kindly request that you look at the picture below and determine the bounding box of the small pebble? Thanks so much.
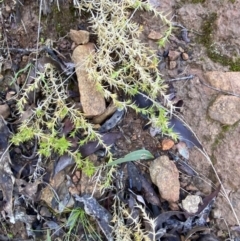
[131,134,137,141]
[5,5,11,13]
[161,139,175,151]
[169,61,177,70]
[182,195,202,214]
[22,55,29,62]
[148,30,162,40]
[168,50,181,61]
[182,52,189,60]
[75,170,81,179]
[178,46,184,53]
[72,175,78,184]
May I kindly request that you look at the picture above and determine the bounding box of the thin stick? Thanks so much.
[199,78,240,98]
[167,75,194,82]
[21,19,27,34]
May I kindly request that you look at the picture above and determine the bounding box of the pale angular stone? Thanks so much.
[168,50,181,61]
[5,5,11,13]
[70,29,89,45]
[148,30,162,40]
[208,95,240,125]
[72,43,106,117]
[182,195,202,214]
[149,156,180,203]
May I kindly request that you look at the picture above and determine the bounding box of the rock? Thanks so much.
[0,104,10,119]
[69,29,90,45]
[72,43,106,117]
[161,139,175,150]
[208,95,240,125]
[174,68,240,225]
[182,195,201,214]
[5,5,11,13]
[177,4,205,31]
[22,55,28,62]
[149,156,180,203]
[215,4,240,47]
[169,61,177,69]
[204,71,240,95]
[182,52,189,60]
[178,47,184,53]
[148,30,162,40]
[168,50,180,61]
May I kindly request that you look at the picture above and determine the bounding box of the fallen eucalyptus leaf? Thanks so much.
[99,108,125,133]
[79,132,122,157]
[176,141,189,160]
[106,149,154,166]
[53,155,74,177]
[169,116,203,150]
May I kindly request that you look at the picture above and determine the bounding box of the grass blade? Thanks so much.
[106,149,154,166]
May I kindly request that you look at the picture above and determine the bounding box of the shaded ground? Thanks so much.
[0,0,240,240]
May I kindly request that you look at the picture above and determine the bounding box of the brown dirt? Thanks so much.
[1,0,240,240]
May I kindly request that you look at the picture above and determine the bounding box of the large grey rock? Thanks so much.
[208,95,240,125]
[149,156,180,203]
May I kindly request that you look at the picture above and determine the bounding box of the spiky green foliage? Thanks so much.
[11,63,109,169]
[11,0,175,184]
[75,0,176,138]
[112,195,165,241]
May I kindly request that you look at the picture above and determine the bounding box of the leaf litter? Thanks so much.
[0,0,233,240]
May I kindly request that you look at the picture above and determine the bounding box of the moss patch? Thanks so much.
[211,121,239,150]
[198,13,240,71]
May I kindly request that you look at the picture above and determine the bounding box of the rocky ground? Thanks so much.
[0,0,240,240]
